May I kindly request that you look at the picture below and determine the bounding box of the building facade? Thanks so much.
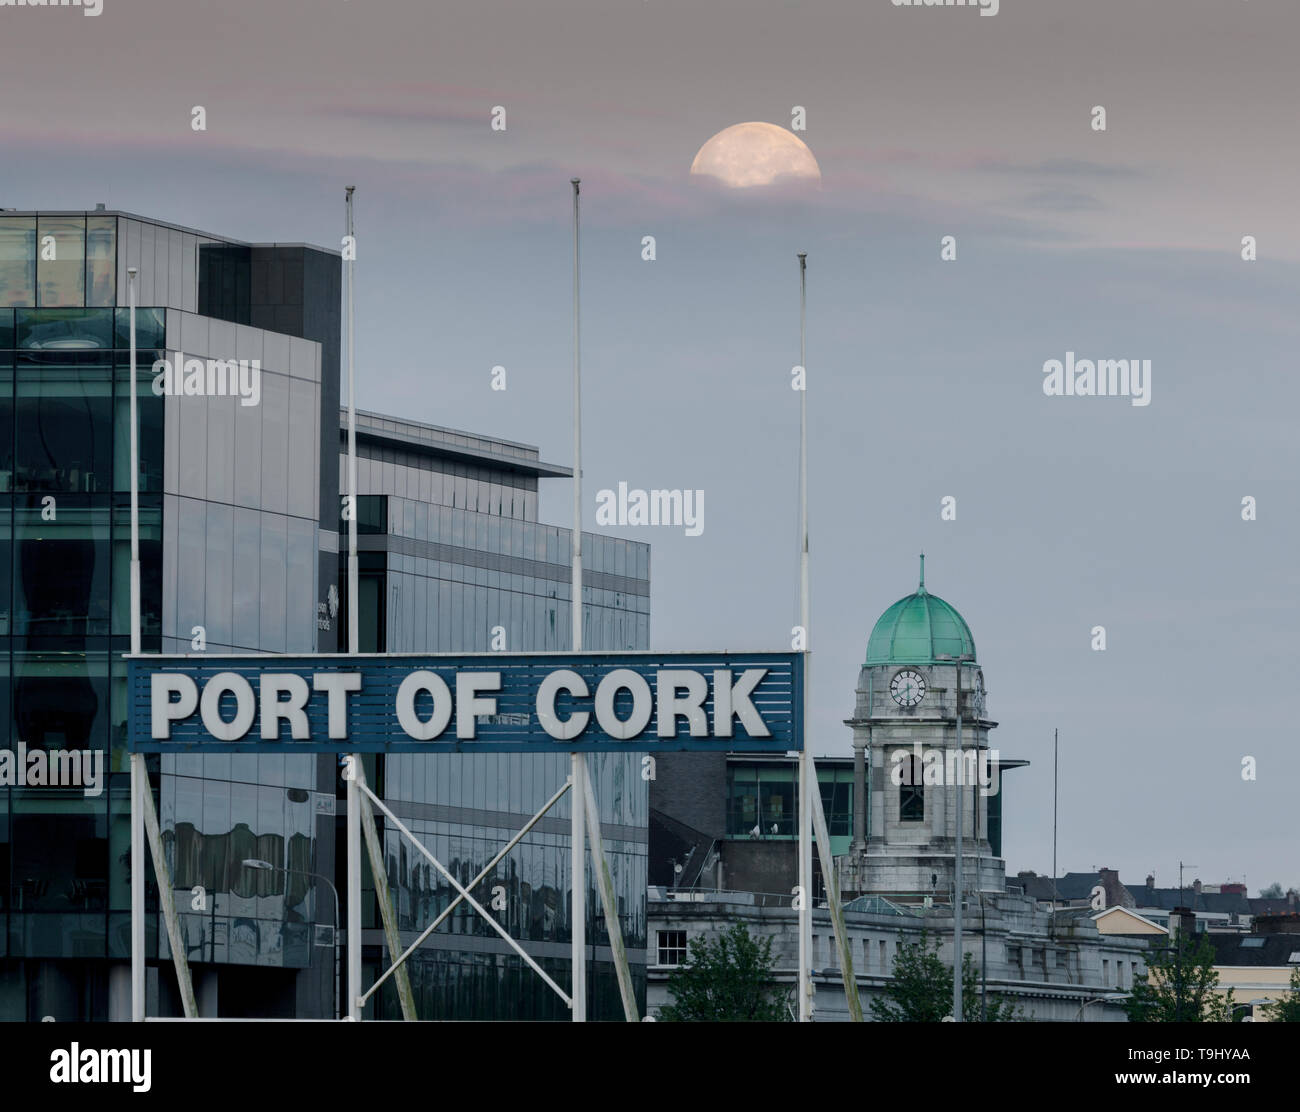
[0,207,340,1020]
[0,207,649,1021]
[649,560,1147,1021]
[341,410,650,1020]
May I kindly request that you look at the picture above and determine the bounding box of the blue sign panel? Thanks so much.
[128,652,802,754]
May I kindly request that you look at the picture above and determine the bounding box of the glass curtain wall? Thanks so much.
[0,214,165,1018]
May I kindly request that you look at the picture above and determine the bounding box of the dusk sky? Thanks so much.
[4,0,1297,891]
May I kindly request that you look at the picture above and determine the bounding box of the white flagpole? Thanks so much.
[128,266,145,1022]
[796,254,813,1021]
[569,178,587,1022]
[344,185,362,1020]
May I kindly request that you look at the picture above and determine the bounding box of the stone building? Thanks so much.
[648,558,1152,1021]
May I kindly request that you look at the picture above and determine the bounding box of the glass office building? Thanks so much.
[343,411,651,1020]
[0,207,650,1021]
[0,208,341,1020]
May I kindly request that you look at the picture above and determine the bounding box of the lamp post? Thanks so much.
[1076,992,1130,1021]
[1231,998,1273,1022]
[937,651,975,1022]
[243,859,342,1021]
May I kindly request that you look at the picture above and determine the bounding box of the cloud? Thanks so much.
[1018,188,1106,212]
[976,156,1144,180]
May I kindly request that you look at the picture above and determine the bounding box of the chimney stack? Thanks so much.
[1169,907,1197,940]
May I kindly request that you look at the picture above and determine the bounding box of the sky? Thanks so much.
[3,0,1297,893]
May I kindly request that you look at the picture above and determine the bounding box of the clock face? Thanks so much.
[890,669,926,707]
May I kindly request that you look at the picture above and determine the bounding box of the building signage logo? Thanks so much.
[129,652,801,754]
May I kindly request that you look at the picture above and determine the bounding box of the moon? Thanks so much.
[690,122,821,188]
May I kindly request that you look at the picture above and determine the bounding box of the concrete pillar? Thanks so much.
[852,731,868,853]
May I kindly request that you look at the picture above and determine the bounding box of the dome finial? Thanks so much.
[918,553,925,592]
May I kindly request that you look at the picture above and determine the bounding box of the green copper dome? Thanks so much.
[866,556,976,665]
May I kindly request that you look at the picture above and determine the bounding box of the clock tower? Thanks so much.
[841,557,1006,902]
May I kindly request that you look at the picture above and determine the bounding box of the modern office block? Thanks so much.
[0,208,650,1022]
[341,411,650,1020]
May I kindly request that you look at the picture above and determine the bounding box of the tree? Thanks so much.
[1260,965,1300,1023]
[1259,882,1284,899]
[1124,931,1235,1022]
[871,930,1022,1022]
[658,922,791,1021]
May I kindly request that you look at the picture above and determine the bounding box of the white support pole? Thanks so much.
[953,657,964,1024]
[796,253,813,1021]
[130,753,144,1022]
[582,761,638,1021]
[809,775,861,1021]
[569,177,587,1022]
[140,777,198,1018]
[127,267,146,1022]
[344,185,362,1021]
[356,776,417,1020]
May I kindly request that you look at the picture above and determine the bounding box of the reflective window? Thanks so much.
[0,217,36,307]
[14,351,112,493]
[110,499,161,637]
[12,650,110,751]
[36,216,86,308]
[112,362,163,492]
[85,216,116,307]
[113,307,165,351]
[16,307,112,350]
[0,362,11,502]
[900,755,924,822]
[10,796,107,914]
[14,500,111,637]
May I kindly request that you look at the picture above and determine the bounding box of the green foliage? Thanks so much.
[1260,965,1300,1023]
[870,930,1023,1022]
[1124,931,1235,1022]
[1259,882,1284,899]
[658,922,791,1022]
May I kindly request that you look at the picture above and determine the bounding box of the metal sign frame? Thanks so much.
[128,650,803,756]
[126,648,803,1022]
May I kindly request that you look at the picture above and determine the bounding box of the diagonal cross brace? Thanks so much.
[581,760,639,1021]
[356,778,573,1008]
[355,770,418,1020]
[139,771,198,1018]
[359,776,573,1008]
[809,766,862,1022]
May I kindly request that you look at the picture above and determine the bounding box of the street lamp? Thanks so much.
[242,859,341,1021]
[1232,998,1273,1022]
[1076,992,1130,1021]
[937,652,975,1022]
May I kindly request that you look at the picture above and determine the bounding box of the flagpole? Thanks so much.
[796,252,813,1021]
[128,265,145,1022]
[569,178,587,1022]
[344,185,362,1020]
